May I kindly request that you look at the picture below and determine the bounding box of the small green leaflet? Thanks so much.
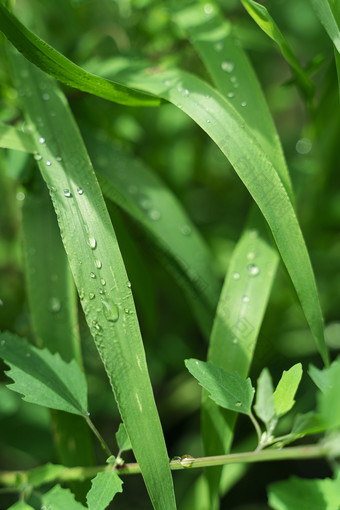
[309,358,340,392]
[0,332,88,416]
[268,472,340,510]
[185,359,255,415]
[254,368,277,431]
[7,503,35,510]
[317,359,340,429]
[116,423,132,452]
[273,364,302,417]
[42,485,86,510]
[27,463,65,488]
[87,471,123,510]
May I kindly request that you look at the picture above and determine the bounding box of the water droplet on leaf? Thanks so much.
[46,161,51,166]
[77,187,84,195]
[87,237,96,249]
[49,297,61,313]
[221,61,234,73]
[233,272,240,280]
[101,299,119,322]
[63,189,72,197]
[247,264,260,276]
[38,137,45,144]
[89,293,95,300]
[95,259,102,269]
[90,272,96,279]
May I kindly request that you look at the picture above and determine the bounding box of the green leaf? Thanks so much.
[254,368,277,431]
[273,364,303,417]
[241,0,314,100]
[185,359,255,415]
[0,3,160,107]
[310,0,340,54]
[116,423,132,452]
[87,471,123,510]
[7,503,35,510]
[317,359,340,429]
[0,122,35,153]
[291,411,326,436]
[11,54,176,510]
[26,463,65,488]
[0,332,88,416]
[42,485,86,510]
[268,474,340,510]
[309,358,340,392]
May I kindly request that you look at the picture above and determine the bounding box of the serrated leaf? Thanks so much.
[273,363,302,417]
[185,359,254,415]
[116,423,132,452]
[0,332,88,416]
[268,474,340,510]
[317,360,340,429]
[87,471,123,510]
[309,358,340,392]
[42,485,86,510]
[254,368,277,430]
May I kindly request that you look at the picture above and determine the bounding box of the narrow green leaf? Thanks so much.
[0,332,88,416]
[42,485,86,510]
[7,503,35,510]
[254,368,276,430]
[0,122,35,153]
[0,3,160,107]
[309,358,340,392]
[93,60,328,365]
[26,463,65,488]
[11,55,176,510]
[116,423,132,452]
[317,360,340,429]
[87,471,123,510]
[273,364,303,417]
[268,474,340,510]
[185,359,255,415]
[241,0,314,100]
[310,0,340,54]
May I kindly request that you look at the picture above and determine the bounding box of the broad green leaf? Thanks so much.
[254,368,276,431]
[185,359,255,415]
[0,3,160,107]
[92,59,328,366]
[273,364,303,417]
[318,359,340,429]
[87,471,123,510]
[116,423,132,452]
[291,411,326,436]
[268,474,340,510]
[310,0,340,53]
[26,463,65,488]
[7,503,35,510]
[42,485,86,510]
[0,122,35,153]
[241,0,314,101]
[11,54,176,510]
[85,130,220,338]
[0,332,88,416]
[309,358,340,392]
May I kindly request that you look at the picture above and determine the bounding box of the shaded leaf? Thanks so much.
[116,423,132,452]
[185,359,254,415]
[0,122,35,153]
[87,471,123,510]
[317,360,340,429]
[27,463,65,488]
[0,332,88,416]
[42,485,86,510]
[273,364,303,417]
[7,503,35,510]
[254,368,276,430]
[309,358,340,392]
[310,0,340,53]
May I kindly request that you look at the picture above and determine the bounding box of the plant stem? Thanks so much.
[0,442,332,488]
[84,415,112,457]
[249,410,263,446]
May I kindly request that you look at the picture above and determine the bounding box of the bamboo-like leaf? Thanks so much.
[0,3,160,107]
[185,359,255,415]
[273,364,303,417]
[87,471,123,510]
[11,53,176,510]
[0,332,88,416]
[310,0,340,53]
[241,0,314,100]
[0,122,35,152]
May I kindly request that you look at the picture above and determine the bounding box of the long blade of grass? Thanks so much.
[310,0,340,53]
[97,60,327,366]
[84,131,220,338]
[241,0,314,102]
[21,173,94,496]
[11,53,176,510]
[0,3,160,107]
[0,122,35,153]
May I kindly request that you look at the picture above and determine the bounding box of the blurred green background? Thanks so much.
[0,0,339,508]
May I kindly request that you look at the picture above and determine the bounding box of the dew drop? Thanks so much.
[95,259,102,269]
[148,209,161,220]
[206,119,211,123]
[221,61,234,73]
[180,224,192,236]
[90,272,96,279]
[56,156,62,162]
[63,189,72,197]
[87,237,96,249]
[42,93,50,101]
[101,298,119,322]
[138,194,152,210]
[214,41,224,51]
[77,187,84,195]
[46,160,52,166]
[125,308,129,314]
[100,278,106,286]
[236,401,242,407]
[247,252,255,260]
[247,264,260,276]
[183,89,190,97]
[38,137,45,144]
[34,154,42,161]
[180,455,195,468]
[241,101,247,107]
[127,281,132,288]
[242,295,250,303]
[99,289,104,295]
[89,293,95,300]
[92,320,101,330]
[49,297,61,313]
[232,272,240,280]
[227,92,234,98]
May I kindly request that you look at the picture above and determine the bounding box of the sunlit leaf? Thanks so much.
[273,364,303,417]
[87,471,123,510]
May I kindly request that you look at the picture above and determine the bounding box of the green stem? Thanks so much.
[0,443,332,488]
[84,415,112,457]
[249,409,263,447]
